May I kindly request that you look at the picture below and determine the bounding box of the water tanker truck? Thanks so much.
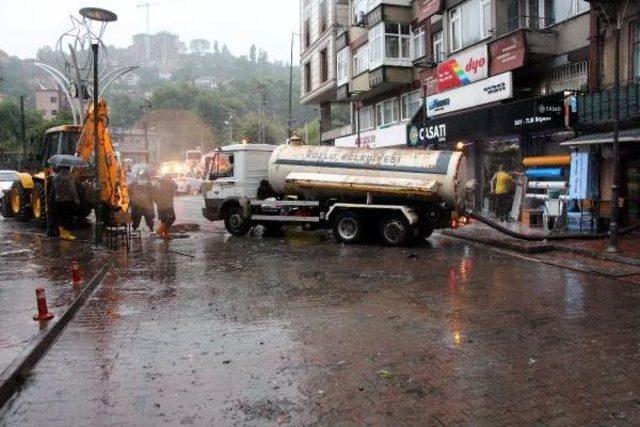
[201,143,468,246]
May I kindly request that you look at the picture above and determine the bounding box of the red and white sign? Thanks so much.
[437,44,488,92]
[489,31,526,75]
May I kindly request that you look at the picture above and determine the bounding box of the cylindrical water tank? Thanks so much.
[267,145,467,206]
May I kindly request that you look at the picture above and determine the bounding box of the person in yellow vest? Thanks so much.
[490,165,516,222]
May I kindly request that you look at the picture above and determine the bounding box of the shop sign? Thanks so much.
[335,122,407,148]
[489,31,526,75]
[419,68,439,96]
[427,72,513,117]
[437,44,488,92]
[417,0,444,24]
[513,99,565,129]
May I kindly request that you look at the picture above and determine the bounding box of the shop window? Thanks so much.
[400,90,421,121]
[336,47,349,86]
[376,98,398,128]
[412,27,426,61]
[357,105,374,130]
[353,44,369,76]
[633,21,640,81]
[432,30,444,63]
[320,48,328,83]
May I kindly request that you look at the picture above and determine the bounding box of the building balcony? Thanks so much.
[489,16,557,57]
[350,66,413,101]
[576,81,640,130]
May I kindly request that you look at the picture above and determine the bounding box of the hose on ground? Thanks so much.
[467,211,640,241]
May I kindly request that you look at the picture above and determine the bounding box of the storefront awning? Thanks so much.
[560,128,640,146]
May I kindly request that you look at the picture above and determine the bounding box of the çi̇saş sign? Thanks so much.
[426,72,513,117]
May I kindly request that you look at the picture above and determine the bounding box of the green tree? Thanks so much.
[249,44,257,64]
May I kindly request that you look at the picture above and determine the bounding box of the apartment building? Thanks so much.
[299,0,350,141]
[131,32,181,75]
[35,88,68,120]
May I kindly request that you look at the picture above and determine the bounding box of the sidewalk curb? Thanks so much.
[440,230,554,254]
[443,230,640,268]
[0,260,113,409]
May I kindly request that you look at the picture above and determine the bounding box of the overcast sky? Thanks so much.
[0,0,300,62]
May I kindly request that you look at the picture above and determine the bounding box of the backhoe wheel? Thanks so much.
[224,206,251,236]
[333,210,364,244]
[10,181,32,222]
[378,214,411,247]
[32,181,47,229]
[1,192,13,218]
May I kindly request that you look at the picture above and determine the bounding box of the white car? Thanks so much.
[0,170,19,212]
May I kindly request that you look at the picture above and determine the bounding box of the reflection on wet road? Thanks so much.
[1,196,640,425]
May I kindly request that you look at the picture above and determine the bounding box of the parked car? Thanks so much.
[0,170,19,216]
[159,161,201,195]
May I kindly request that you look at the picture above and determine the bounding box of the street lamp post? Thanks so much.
[92,42,102,245]
[287,33,299,141]
[607,25,621,253]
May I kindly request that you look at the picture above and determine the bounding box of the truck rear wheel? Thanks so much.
[32,181,47,229]
[10,181,32,222]
[1,192,13,218]
[378,214,411,246]
[224,206,251,236]
[333,210,364,244]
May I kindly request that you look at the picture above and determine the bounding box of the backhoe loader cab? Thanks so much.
[37,125,82,169]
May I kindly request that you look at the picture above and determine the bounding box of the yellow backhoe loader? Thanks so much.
[2,99,129,227]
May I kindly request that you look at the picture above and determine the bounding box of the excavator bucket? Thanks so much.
[77,99,129,213]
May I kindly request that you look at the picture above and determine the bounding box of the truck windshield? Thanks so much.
[207,153,234,180]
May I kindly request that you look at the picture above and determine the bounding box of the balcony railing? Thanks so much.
[577,81,640,126]
[490,15,555,39]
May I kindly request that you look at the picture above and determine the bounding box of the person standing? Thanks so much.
[153,175,178,239]
[52,166,80,240]
[129,171,155,232]
[490,165,516,222]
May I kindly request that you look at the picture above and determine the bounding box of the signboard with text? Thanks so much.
[489,31,526,75]
[437,44,488,92]
[335,122,407,148]
[427,72,513,117]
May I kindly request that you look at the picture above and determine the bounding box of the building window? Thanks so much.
[319,0,327,33]
[369,22,411,68]
[352,0,368,25]
[433,30,444,62]
[51,110,58,116]
[304,62,312,93]
[320,48,328,83]
[543,0,589,26]
[336,47,349,86]
[480,0,492,39]
[357,105,374,131]
[449,7,462,52]
[376,98,398,128]
[50,96,57,103]
[304,19,311,48]
[634,22,640,80]
[353,44,369,76]
[412,27,426,61]
[449,0,491,52]
[400,90,421,121]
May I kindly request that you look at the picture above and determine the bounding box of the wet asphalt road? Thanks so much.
[1,196,640,425]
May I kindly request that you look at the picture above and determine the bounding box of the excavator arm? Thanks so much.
[76,98,129,213]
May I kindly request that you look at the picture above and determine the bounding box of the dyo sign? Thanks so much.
[437,44,489,92]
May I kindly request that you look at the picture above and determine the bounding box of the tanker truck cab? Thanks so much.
[202,144,275,225]
[202,144,468,246]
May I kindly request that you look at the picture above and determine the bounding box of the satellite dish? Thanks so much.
[79,7,118,22]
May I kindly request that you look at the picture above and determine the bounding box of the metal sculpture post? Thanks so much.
[92,42,102,244]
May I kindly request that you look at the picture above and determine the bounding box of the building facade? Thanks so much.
[299,0,350,141]
[35,88,67,120]
[131,32,181,75]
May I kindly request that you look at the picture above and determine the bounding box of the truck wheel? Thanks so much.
[10,181,32,222]
[1,192,13,218]
[333,210,364,244]
[378,214,411,246]
[224,206,251,236]
[32,181,47,229]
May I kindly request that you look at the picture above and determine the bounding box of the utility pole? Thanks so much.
[607,24,621,253]
[19,95,26,164]
[92,42,102,245]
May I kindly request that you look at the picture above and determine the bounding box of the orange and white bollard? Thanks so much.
[33,287,54,321]
[71,261,82,285]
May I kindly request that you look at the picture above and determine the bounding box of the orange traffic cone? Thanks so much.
[33,287,54,321]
